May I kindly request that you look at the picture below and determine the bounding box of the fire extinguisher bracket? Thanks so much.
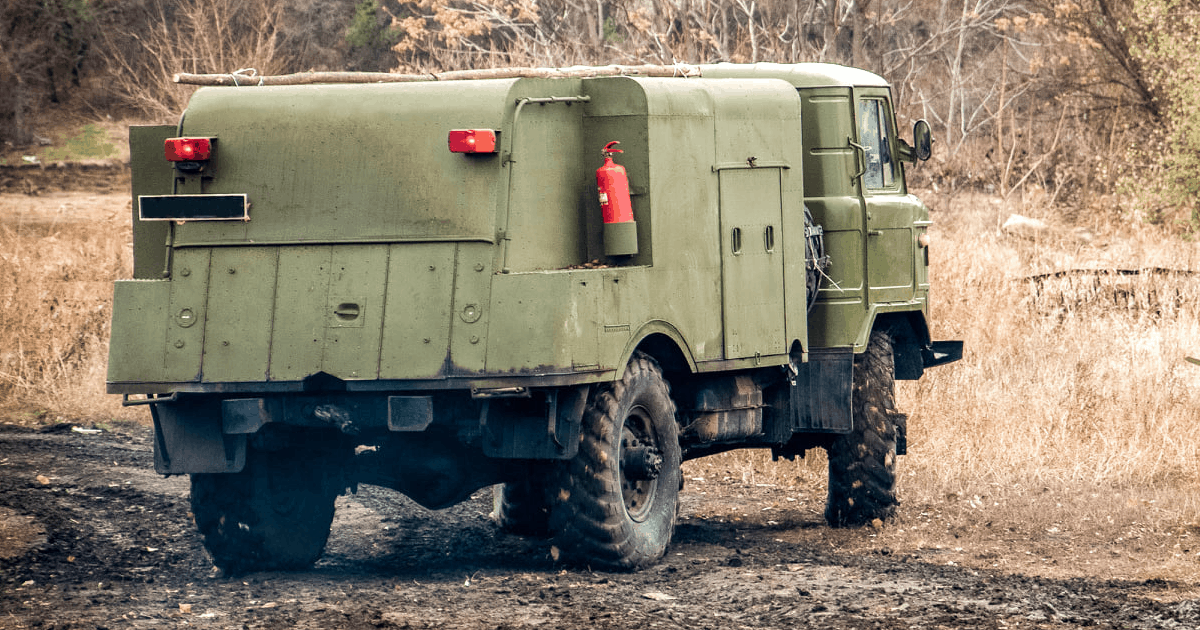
[603,220,639,257]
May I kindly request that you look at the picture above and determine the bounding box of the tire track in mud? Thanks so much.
[1,423,1197,629]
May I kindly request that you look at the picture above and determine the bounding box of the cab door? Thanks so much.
[855,91,920,305]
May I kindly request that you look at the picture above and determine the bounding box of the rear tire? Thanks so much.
[825,329,902,527]
[191,444,344,574]
[550,352,681,570]
[492,476,551,537]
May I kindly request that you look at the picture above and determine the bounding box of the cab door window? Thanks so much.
[857,99,896,190]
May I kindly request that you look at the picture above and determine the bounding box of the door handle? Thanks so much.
[847,137,867,181]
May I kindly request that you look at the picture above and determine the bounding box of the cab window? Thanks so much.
[857,99,895,190]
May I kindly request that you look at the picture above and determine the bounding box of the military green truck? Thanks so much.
[108,62,961,573]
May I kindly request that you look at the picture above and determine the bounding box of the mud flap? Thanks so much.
[151,400,246,474]
[481,387,585,459]
[790,348,853,433]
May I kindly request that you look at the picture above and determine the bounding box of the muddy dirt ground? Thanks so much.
[2,422,1199,630]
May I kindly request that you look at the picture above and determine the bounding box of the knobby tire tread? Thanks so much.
[825,329,903,527]
[550,353,681,570]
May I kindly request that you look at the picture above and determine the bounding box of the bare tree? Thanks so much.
[91,0,293,119]
[0,0,94,145]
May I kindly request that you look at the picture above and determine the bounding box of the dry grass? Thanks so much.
[0,192,138,424]
[908,190,1200,499]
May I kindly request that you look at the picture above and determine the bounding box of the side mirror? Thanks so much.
[912,119,932,161]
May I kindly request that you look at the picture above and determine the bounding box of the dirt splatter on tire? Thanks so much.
[825,329,901,527]
[550,352,681,570]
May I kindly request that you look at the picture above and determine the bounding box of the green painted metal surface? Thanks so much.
[128,125,175,279]
[164,248,209,382]
[175,81,513,247]
[106,280,169,384]
[378,244,456,380]
[108,63,932,393]
[718,168,785,358]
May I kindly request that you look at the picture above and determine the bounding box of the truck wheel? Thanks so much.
[492,477,551,537]
[191,446,342,574]
[550,352,681,570]
[825,329,901,527]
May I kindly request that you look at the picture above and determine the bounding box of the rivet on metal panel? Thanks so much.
[474,263,485,272]
[460,304,481,323]
[227,268,236,274]
[180,268,191,277]
[470,335,480,344]
[176,308,196,328]
[174,340,185,349]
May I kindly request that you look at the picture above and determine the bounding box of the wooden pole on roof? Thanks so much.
[174,64,703,86]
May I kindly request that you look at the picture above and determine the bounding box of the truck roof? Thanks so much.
[174,63,892,90]
[696,62,890,89]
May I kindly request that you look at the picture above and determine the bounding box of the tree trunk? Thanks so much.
[0,40,29,145]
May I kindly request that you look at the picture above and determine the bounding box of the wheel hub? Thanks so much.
[620,407,665,523]
[621,445,663,481]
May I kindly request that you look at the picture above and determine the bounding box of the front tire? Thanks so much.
[191,444,344,574]
[825,329,903,527]
[550,352,681,570]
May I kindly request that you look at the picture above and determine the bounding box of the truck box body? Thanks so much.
[109,75,815,392]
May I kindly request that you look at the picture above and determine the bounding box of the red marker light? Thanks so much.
[164,137,214,162]
[448,129,498,154]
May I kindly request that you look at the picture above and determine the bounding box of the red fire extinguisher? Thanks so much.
[595,141,638,256]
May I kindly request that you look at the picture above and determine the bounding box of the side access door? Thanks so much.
[717,167,786,359]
